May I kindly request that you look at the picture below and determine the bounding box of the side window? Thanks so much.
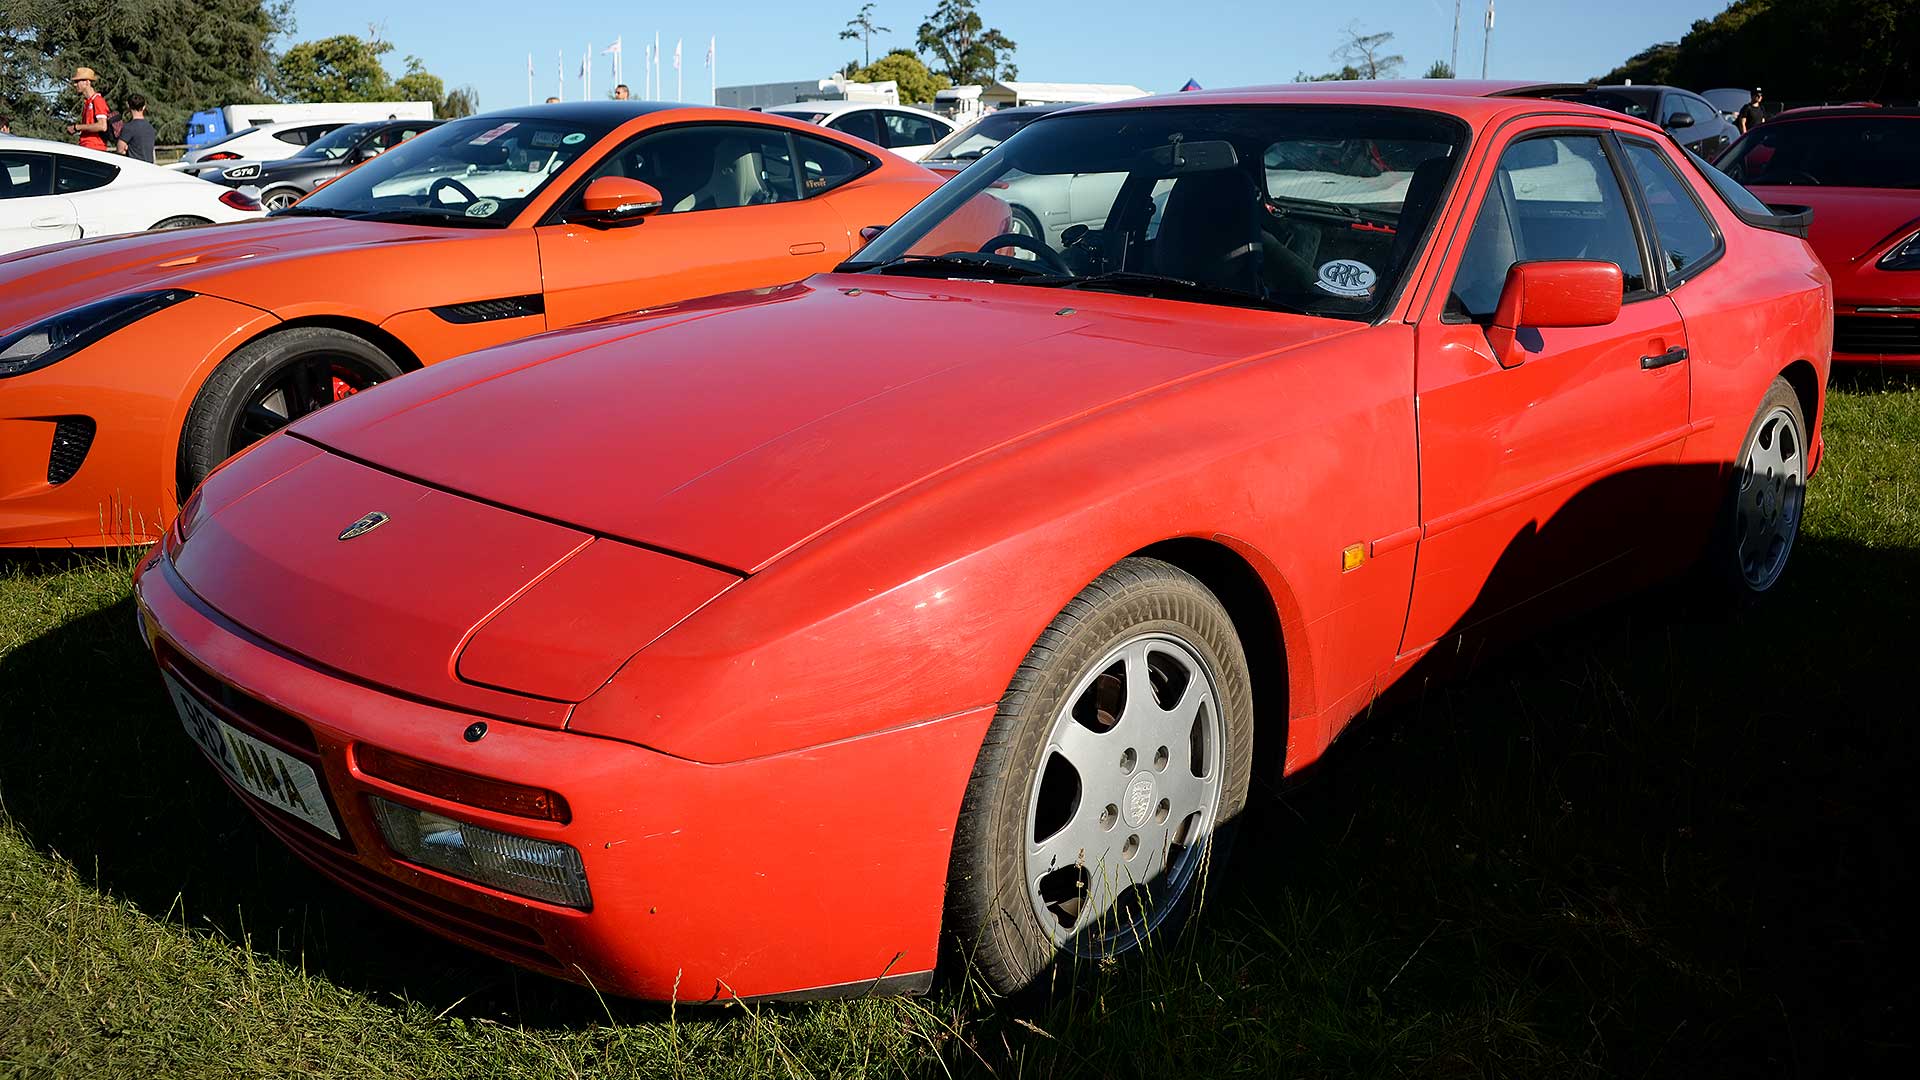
[586,125,801,213]
[55,155,118,194]
[1683,96,1720,128]
[1446,134,1648,320]
[794,134,873,196]
[0,152,56,198]
[881,110,941,149]
[828,110,882,146]
[1621,140,1720,280]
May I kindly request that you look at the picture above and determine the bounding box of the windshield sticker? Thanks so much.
[464,198,502,218]
[468,122,519,146]
[1315,258,1377,298]
[530,130,564,148]
[562,132,587,145]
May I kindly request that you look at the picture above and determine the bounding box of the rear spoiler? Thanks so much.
[1756,204,1814,240]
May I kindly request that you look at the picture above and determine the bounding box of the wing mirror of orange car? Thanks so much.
[856,224,887,249]
[577,177,664,228]
[1487,260,1623,369]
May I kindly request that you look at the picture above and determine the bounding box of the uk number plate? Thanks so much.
[164,673,341,839]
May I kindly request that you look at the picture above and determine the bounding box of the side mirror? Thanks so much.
[577,176,664,227]
[1487,260,1623,369]
[1665,112,1696,129]
[857,224,887,247]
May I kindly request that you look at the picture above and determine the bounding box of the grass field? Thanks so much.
[2,372,1914,1078]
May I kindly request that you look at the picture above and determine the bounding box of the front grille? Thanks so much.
[47,417,95,484]
[1835,315,1920,355]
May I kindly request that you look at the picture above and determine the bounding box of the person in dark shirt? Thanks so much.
[1737,88,1767,134]
[117,94,156,162]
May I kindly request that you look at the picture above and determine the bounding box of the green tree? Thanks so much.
[272,34,394,102]
[839,3,891,67]
[1425,60,1455,79]
[1597,0,1919,102]
[851,48,950,105]
[1,0,288,143]
[916,0,1017,87]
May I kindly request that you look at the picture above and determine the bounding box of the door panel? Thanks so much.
[1402,129,1693,651]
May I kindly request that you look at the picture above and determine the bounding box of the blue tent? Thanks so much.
[1179,78,1203,92]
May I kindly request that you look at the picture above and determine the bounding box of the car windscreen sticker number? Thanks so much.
[469,122,519,146]
[465,197,502,218]
[562,132,587,145]
[1315,258,1377,298]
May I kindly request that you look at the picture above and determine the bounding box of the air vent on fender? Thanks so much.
[430,295,545,325]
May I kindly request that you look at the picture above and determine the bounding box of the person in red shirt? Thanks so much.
[65,67,110,150]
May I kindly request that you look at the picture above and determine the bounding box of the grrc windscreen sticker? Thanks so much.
[1315,258,1377,298]
[464,198,502,218]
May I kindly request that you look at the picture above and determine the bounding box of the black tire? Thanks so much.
[149,215,211,230]
[179,328,403,494]
[1702,375,1809,600]
[945,557,1255,994]
[260,186,304,212]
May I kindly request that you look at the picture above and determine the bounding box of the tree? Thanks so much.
[272,34,394,102]
[851,48,950,105]
[1331,22,1404,80]
[1425,60,1455,79]
[839,3,891,68]
[1294,66,1363,83]
[391,55,476,117]
[2,0,289,143]
[1596,0,1919,103]
[916,0,1018,87]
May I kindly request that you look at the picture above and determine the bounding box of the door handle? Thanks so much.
[788,241,827,255]
[31,217,68,229]
[1640,346,1689,370]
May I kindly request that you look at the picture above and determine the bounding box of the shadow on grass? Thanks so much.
[1,478,1916,1074]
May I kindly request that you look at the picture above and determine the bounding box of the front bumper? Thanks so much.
[134,548,991,1001]
[0,295,277,547]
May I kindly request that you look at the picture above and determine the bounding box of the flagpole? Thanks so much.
[556,48,563,101]
[1482,1,1494,78]
[710,36,716,106]
[527,52,533,105]
[675,39,682,101]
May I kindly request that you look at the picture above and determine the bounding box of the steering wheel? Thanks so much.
[428,176,480,205]
[1781,170,1822,186]
[978,232,1070,275]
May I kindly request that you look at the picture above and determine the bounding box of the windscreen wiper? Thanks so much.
[1041,271,1308,314]
[344,208,493,227]
[851,252,1058,281]
[268,205,353,218]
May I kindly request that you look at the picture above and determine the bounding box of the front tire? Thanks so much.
[179,328,403,494]
[946,557,1254,994]
[1704,376,1808,598]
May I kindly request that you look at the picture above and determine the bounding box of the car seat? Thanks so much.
[1152,168,1261,293]
[672,138,769,212]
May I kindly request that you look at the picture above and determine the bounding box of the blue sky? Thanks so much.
[288,0,1734,110]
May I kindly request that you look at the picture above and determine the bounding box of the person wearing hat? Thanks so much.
[65,67,110,150]
[1737,88,1767,134]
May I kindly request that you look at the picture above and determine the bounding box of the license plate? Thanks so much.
[164,673,341,839]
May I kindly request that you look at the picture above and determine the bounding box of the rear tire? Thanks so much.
[150,215,211,230]
[945,557,1254,994]
[179,328,402,495]
[1701,376,1808,600]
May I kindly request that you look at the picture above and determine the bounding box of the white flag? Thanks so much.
[706,36,715,68]
[673,39,682,71]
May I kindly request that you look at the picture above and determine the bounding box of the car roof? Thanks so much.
[1058,80,1652,131]
[490,100,691,124]
[767,101,946,119]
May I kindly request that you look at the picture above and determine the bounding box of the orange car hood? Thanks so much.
[0,218,510,331]
[294,274,1361,573]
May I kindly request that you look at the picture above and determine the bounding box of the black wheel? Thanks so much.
[945,557,1254,994]
[150,215,211,231]
[261,186,304,211]
[179,328,402,493]
[1703,376,1808,599]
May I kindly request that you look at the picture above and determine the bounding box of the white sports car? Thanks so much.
[171,120,353,176]
[0,136,264,254]
[763,102,955,162]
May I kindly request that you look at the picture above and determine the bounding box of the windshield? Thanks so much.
[289,115,617,227]
[1718,117,1920,188]
[925,111,1052,161]
[1569,90,1656,121]
[848,105,1465,320]
[295,123,379,160]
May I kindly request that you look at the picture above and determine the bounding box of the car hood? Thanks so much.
[1747,185,1920,263]
[0,217,501,333]
[294,274,1361,573]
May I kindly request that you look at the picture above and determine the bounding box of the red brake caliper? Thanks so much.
[331,375,357,402]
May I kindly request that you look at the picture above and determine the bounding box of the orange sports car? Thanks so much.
[0,103,941,547]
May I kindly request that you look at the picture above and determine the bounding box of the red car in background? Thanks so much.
[1717,107,1920,365]
[135,82,1829,1002]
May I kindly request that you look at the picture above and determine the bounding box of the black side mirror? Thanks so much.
[1665,112,1696,130]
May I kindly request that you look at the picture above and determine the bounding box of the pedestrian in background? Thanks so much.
[613,84,631,100]
[1738,88,1767,134]
[117,94,156,162]
[66,67,110,149]
[0,115,11,135]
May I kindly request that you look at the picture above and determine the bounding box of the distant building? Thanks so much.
[980,81,1151,108]
[716,78,899,110]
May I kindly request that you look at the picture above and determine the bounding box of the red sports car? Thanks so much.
[135,82,1831,1001]
[1717,107,1920,365]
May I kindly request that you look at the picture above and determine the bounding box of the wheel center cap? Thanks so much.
[1124,774,1156,829]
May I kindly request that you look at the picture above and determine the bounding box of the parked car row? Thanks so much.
[0,81,1878,1004]
[0,136,262,252]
